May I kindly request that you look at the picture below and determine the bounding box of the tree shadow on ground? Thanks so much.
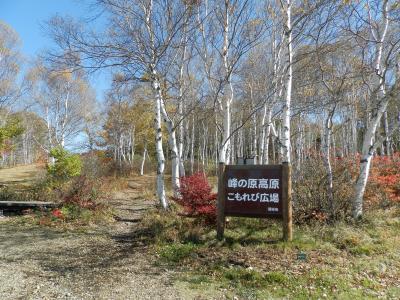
[0,223,156,282]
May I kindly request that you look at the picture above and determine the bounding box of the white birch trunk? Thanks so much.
[140,143,147,176]
[130,126,135,165]
[322,108,335,215]
[220,98,231,164]
[353,0,390,218]
[159,97,180,197]
[178,39,186,177]
[144,0,167,208]
[252,114,258,162]
[190,116,195,174]
[45,106,55,165]
[282,0,292,164]
[151,74,168,209]
[60,82,70,148]
[219,2,232,164]
[260,107,272,165]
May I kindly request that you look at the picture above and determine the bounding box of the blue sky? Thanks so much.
[0,0,110,100]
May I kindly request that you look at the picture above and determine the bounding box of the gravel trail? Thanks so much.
[0,177,197,300]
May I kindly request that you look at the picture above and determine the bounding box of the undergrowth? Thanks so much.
[138,206,400,299]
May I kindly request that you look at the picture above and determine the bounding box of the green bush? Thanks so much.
[47,147,82,182]
[0,115,24,152]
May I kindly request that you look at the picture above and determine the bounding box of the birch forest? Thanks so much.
[2,0,400,220]
[2,0,400,298]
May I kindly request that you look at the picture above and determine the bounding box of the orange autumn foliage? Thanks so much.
[365,153,400,205]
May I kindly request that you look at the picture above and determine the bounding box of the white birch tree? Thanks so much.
[344,0,400,218]
[196,0,264,164]
[46,0,195,208]
[28,62,96,156]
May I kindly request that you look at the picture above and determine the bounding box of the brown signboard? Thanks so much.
[217,162,292,241]
[223,165,283,218]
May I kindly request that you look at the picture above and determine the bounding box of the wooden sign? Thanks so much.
[224,165,283,218]
[217,163,292,241]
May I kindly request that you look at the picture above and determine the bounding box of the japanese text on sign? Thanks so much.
[226,177,280,204]
[227,178,280,189]
[227,192,279,203]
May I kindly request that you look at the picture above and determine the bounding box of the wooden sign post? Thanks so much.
[217,162,292,241]
[217,163,226,240]
[282,162,293,241]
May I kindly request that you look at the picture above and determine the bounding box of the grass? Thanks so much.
[158,243,198,264]
[0,164,46,202]
[138,205,400,299]
[0,164,45,190]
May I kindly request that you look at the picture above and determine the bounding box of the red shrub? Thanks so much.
[173,172,217,223]
[61,176,98,209]
[51,209,63,219]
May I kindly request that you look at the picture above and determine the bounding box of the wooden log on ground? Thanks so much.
[0,201,57,214]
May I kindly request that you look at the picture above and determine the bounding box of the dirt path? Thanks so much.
[110,175,156,224]
[0,173,199,300]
